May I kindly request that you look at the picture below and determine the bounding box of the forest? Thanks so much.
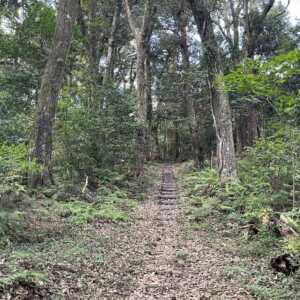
[0,0,300,298]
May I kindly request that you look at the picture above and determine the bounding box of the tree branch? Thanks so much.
[261,0,275,21]
[124,0,138,37]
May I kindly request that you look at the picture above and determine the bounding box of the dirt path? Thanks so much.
[129,165,181,299]
[96,164,252,299]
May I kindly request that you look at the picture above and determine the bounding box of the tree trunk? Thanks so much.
[88,0,101,109]
[210,76,237,180]
[178,6,202,167]
[145,51,153,161]
[103,0,122,84]
[135,39,148,182]
[188,0,237,181]
[124,0,155,184]
[152,121,161,160]
[31,0,78,186]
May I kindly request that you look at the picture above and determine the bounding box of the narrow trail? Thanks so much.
[129,165,181,299]
[97,164,252,299]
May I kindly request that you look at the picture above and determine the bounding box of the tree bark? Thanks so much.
[124,0,155,184]
[135,39,147,182]
[145,50,153,161]
[103,0,122,84]
[88,0,101,109]
[188,0,237,181]
[31,0,78,186]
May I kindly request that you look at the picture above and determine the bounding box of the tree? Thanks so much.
[31,0,79,186]
[243,0,275,58]
[103,0,122,84]
[177,4,203,167]
[124,0,156,183]
[217,0,278,150]
[188,0,237,181]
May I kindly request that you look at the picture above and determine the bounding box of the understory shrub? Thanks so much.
[55,85,137,183]
[182,126,300,254]
[55,188,137,225]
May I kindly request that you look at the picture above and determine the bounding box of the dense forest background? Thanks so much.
[0,0,300,298]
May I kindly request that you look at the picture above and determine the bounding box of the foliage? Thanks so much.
[182,123,300,253]
[56,191,137,225]
[0,180,137,293]
[55,84,137,182]
[0,143,40,184]
[0,270,46,290]
[0,211,27,247]
[225,50,300,120]
[220,50,300,256]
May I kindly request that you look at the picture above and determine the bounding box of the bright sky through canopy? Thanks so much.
[289,0,300,22]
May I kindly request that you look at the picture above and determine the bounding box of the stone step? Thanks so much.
[159,195,177,200]
[162,185,176,188]
[160,190,177,194]
[157,218,175,222]
[160,194,177,198]
[160,206,175,211]
[159,200,177,206]
[161,189,177,194]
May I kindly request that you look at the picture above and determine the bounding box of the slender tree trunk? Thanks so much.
[178,6,202,167]
[152,121,161,160]
[145,51,153,161]
[103,0,122,84]
[135,39,148,181]
[31,0,78,186]
[188,0,237,181]
[129,58,136,92]
[88,0,101,109]
[175,122,180,161]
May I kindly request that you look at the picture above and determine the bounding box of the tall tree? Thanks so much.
[241,0,276,147]
[243,0,276,58]
[177,4,203,167]
[218,0,277,150]
[124,0,155,183]
[188,0,237,181]
[31,0,78,186]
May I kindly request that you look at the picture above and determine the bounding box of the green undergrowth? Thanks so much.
[179,159,300,299]
[181,163,300,255]
[0,166,142,296]
[54,187,137,225]
[224,264,300,299]
[0,226,107,296]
